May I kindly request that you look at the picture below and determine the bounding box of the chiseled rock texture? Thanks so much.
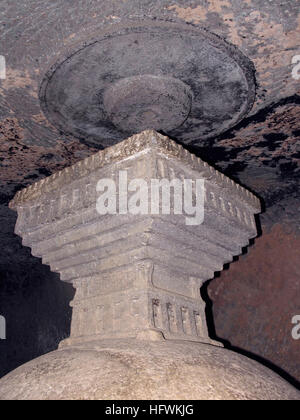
[0,339,299,400]
[8,130,260,348]
[209,221,300,384]
[0,0,299,386]
[1,130,299,400]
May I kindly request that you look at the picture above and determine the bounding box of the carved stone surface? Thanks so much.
[39,20,255,147]
[9,130,260,347]
[2,130,300,400]
[0,339,299,400]
[10,130,260,209]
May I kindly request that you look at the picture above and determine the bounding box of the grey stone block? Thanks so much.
[9,130,260,347]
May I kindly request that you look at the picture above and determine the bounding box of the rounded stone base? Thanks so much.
[0,339,299,400]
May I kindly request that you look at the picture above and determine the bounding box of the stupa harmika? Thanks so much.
[9,130,259,347]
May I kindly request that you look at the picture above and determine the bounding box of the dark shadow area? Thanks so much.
[201,277,300,391]
[200,200,300,391]
[228,344,300,390]
[159,130,268,211]
[0,204,75,379]
[217,94,300,136]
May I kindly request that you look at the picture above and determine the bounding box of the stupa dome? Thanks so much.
[0,339,299,400]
